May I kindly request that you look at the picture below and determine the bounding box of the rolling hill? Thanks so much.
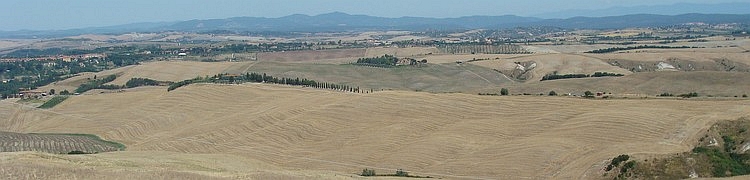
[1,83,749,179]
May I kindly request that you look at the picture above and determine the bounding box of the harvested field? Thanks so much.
[237,61,511,92]
[0,131,123,154]
[364,47,439,58]
[498,71,750,96]
[108,61,239,85]
[1,84,749,179]
[257,48,366,62]
[470,53,632,82]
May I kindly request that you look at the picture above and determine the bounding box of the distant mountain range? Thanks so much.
[535,2,750,19]
[2,12,749,38]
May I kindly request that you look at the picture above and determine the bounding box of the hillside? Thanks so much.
[3,12,750,38]
[1,84,749,179]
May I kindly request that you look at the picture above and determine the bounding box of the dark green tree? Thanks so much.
[361,169,376,176]
[548,91,557,96]
[584,91,594,97]
[500,88,509,96]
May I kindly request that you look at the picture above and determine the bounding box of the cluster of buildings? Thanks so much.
[0,53,107,63]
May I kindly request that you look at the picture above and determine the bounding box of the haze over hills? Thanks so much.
[1,12,749,38]
[535,2,750,18]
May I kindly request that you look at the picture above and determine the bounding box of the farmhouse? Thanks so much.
[18,90,47,98]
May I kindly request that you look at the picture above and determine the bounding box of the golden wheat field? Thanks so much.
[3,40,750,179]
[2,82,750,179]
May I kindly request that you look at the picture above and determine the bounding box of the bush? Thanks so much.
[355,54,399,67]
[606,154,630,171]
[659,92,673,97]
[395,169,409,177]
[361,169,376,176]
[678,92,699,98]
[67,150,89,155]
[743,94,748,98]
[500,88,509,96]
[548,91,557,96]
[584,91,594,98]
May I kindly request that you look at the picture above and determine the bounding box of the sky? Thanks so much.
[1,0,748,31]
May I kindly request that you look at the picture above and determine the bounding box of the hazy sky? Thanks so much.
[1,0,747,31]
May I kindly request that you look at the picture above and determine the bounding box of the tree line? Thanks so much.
[125,78,170,88]
[585,45,698,53]
[541,72,624,81]
[168,72,365,93]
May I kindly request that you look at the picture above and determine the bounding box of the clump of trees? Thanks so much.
[606,154,630,171]
[125,78,169,88]
[679,92,699,98]
[361,169,376,176]
[591,72,625,77]
[584,91,595,98]
[75,74,120,93]
[659,92,674,97]
[59,90,71,95]
[359,168,430,178]
[586,45,697,53]
[355,54,399,67]
[604,154,637,179]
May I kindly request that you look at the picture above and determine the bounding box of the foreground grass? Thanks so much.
[37,96,69,109]
[607,118,750,179]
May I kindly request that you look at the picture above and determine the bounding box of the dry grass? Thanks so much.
[233,61,512,93]
[258,48,366,63]
[108,61,239,85]
[1,83,749,179]
[0,131,121,153]
[364,47,439,58]
[498,71,750,97]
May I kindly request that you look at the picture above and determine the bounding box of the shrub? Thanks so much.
[743,94,748,98]
[584,91,594,98]
[659,92,673,97]
[67,150,89,155]
[361,169,376,176]
[606,154,630,171]
[395,169,409,177]
[500,88,509,96]
[678,92,699,98]
[548,91,557,96]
